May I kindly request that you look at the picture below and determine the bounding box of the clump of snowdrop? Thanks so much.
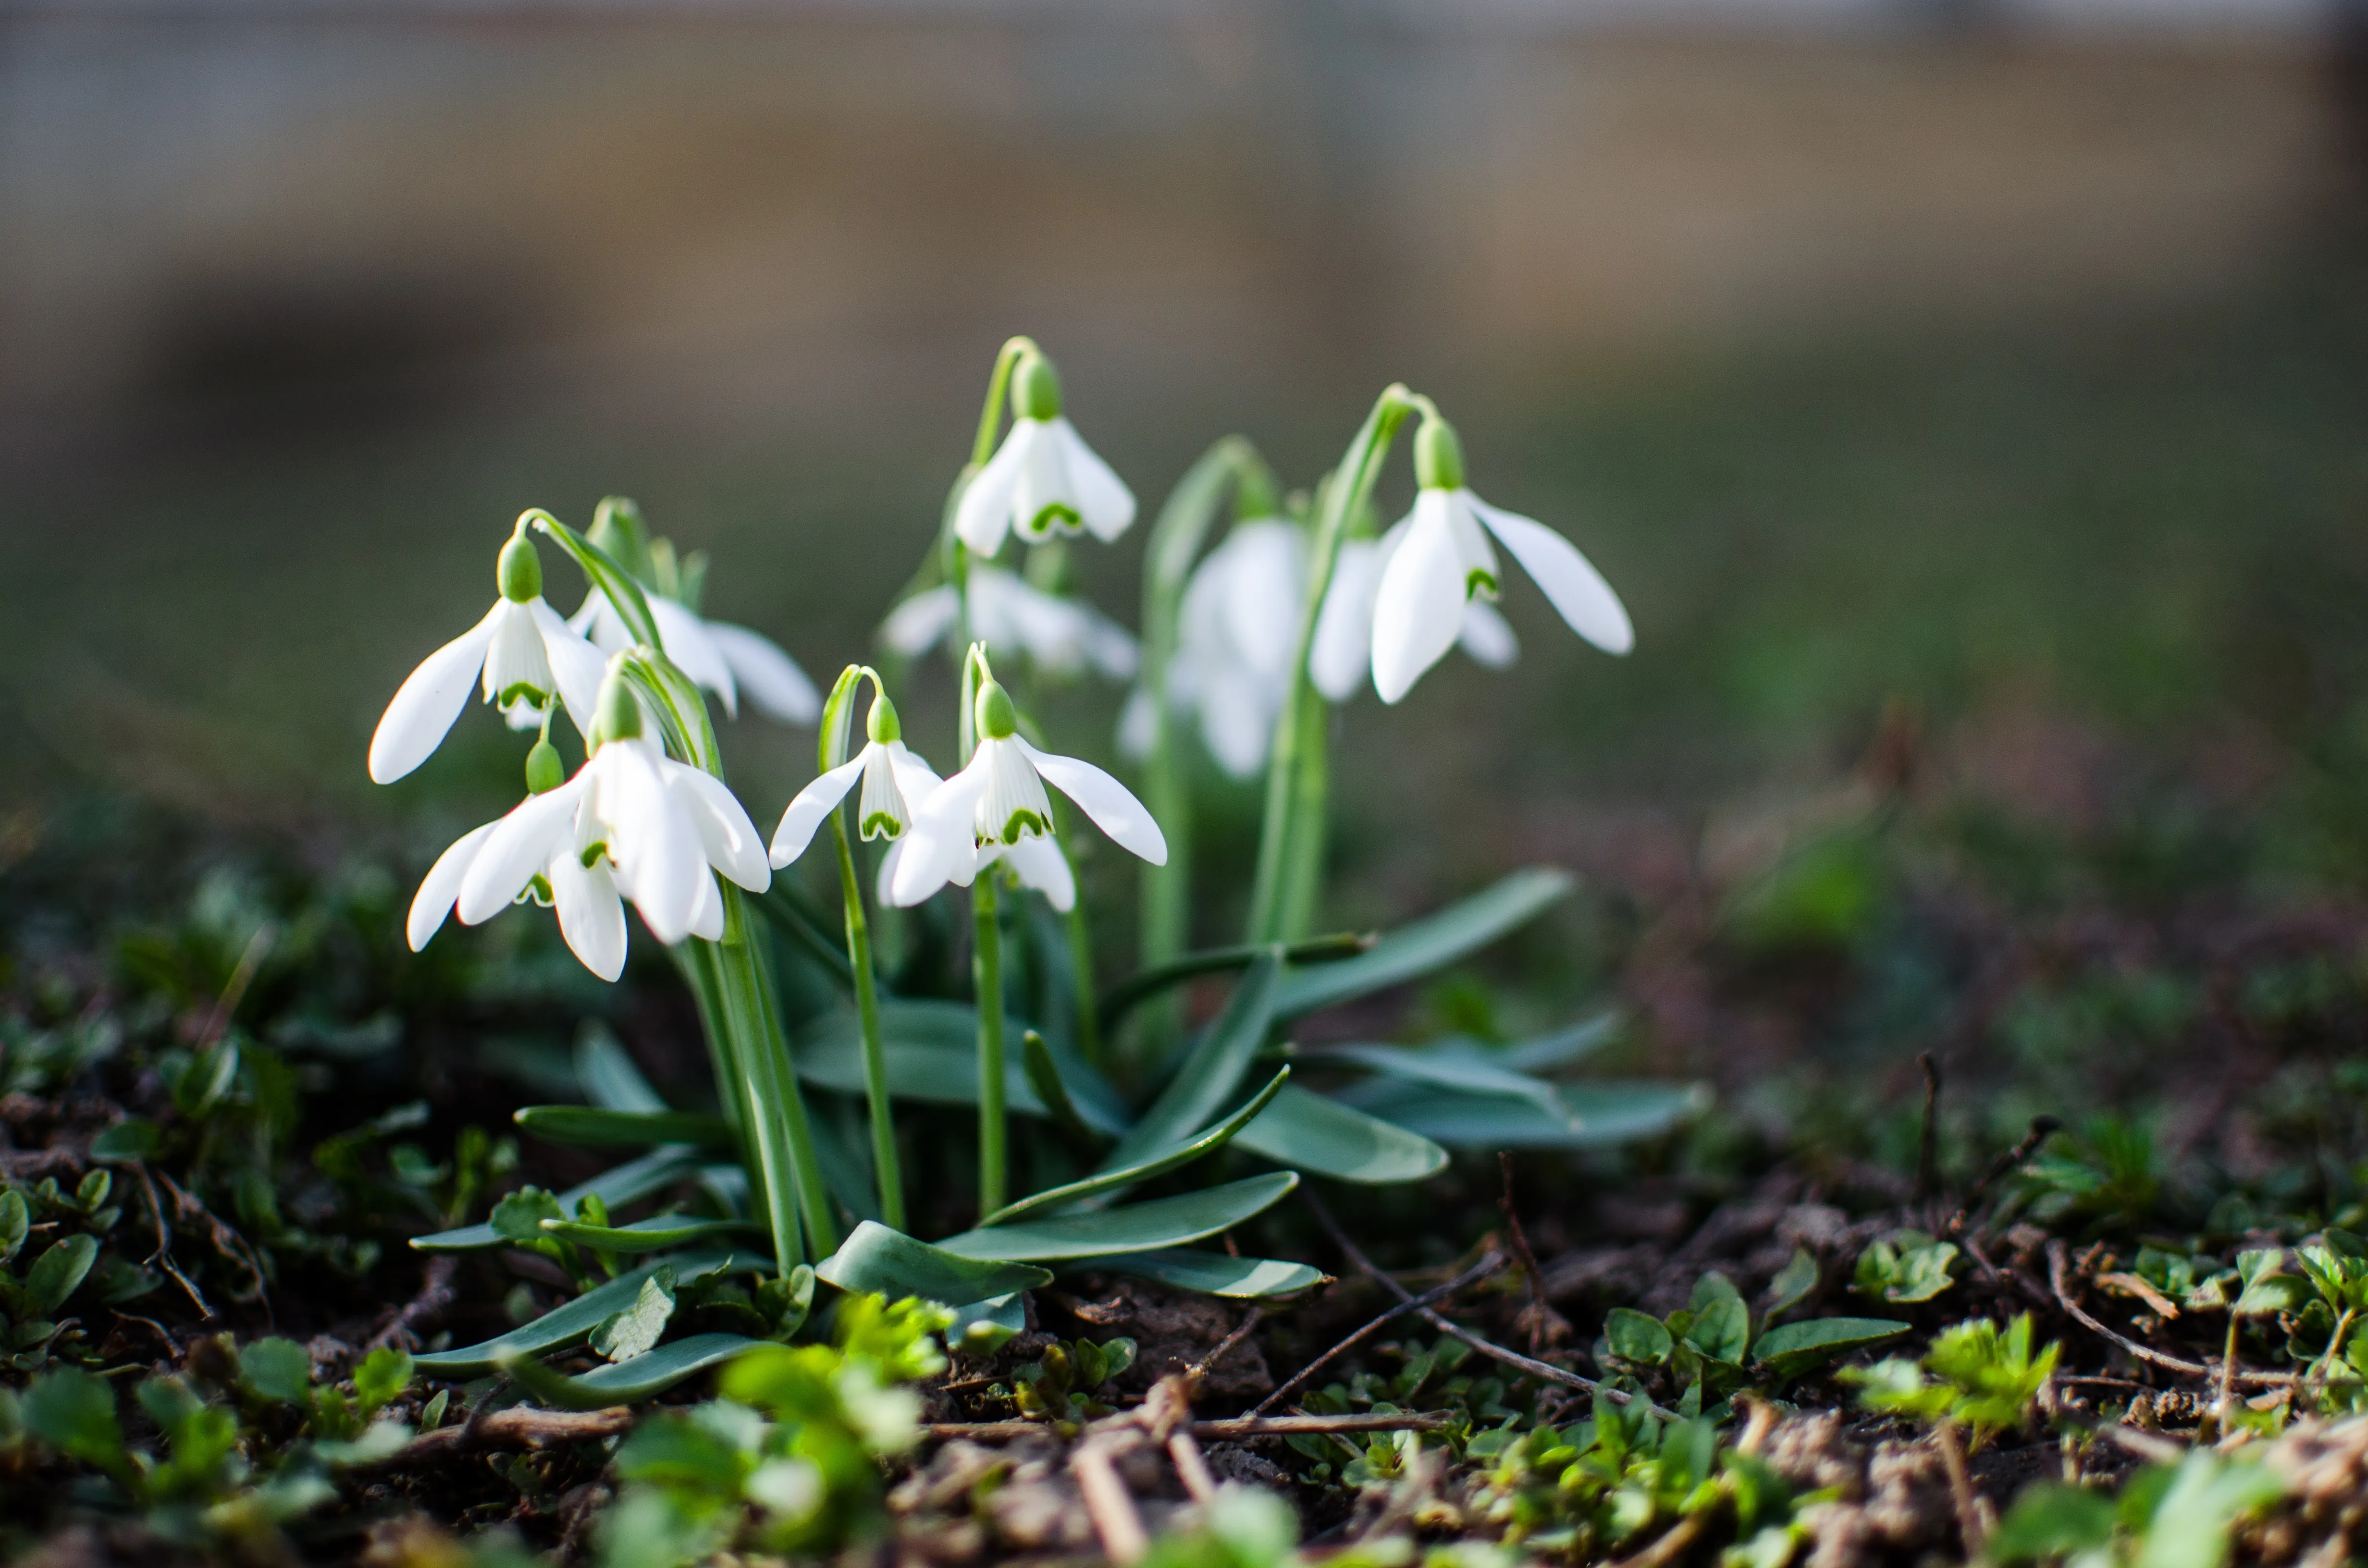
[570,498,821,726]
[887,666,1165,912]
[368,528,608,784]
[954,348,1136,559]
[881,562,1135,684]
[1321,414,1630,705]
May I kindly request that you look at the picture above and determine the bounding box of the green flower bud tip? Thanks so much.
[1414,415,1466,492]
[1012,351,1062,422]
[866,694,901,745]
[974,680,1018,741]
[497,534,543,603]
[524,739,565,795]
[593,673,641,744]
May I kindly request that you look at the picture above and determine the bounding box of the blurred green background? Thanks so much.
[5,4,2366,1007]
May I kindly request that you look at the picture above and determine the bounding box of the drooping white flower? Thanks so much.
[888,677,1164,909]
[769,693,944,867]
[953,350,1135,559]
[429,672,771,963]
[1118,519,1305,779]
[1308,537,1519,704]
[368,532,608,784]
[880,564,1137,685]
[1355,417,1630,705]
[573,591,819,726]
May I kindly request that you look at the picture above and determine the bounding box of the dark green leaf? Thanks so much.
[413,1251,766,1376]
[1753,1318,1911,1379]
[88,1120,161,1163]
[175,1037,241,1118]
[1686,1297,1751,1364]
[513,1106,735,1151]
[592,1271,677,1362]
[1231,1084,1448,1184]
[540,1215,763,1253]
[23,1235,97,1315]
[950,1293,1027,1355]
[1338,1080,1708,1150]
[352,1347,413,1417]
[0,1191,26,1265]
[575,1024,667,1113]
[240,1337,314,1403]
[490,1186,567,1244]
[1604,1308,1673,1366]
[794,1002,1130,1135]
[410,1147,704,1253]
[1298,1042,1572,1121]
[1098,932,1371,1030]
[1271,869,1574,1020]
[814,1222,1052,1304]
[1500,1013,1621,1072]
[1105,956,1283,1169]
[1991,1482,2117,1563]
[935,1174,1299,1262]
[1766,1249,1820,1319]
[499,1333,758,1410]
[1079,1249,1328,1299]
[1022,1029,1101,1148]
[22,1368,123,1470]
[988,1068,1291,1226]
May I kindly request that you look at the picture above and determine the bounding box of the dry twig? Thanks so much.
[1250,1252,1505,1416]
[2047,1239,2292,1389]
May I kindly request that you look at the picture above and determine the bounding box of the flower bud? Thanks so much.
[1012,351,1062,422]
[593,672,641,745]
[866,693,902,745]
[588,496,649,566]
[974,679,1019,741]
[525,738,565,794]
[1413,415,1466,492]
[497,534,543,603]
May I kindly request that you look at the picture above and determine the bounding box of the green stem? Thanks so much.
[1246,386,1419,943]
[973,336,1039,469]
[831,815,905,1232]
[740,907,839,1258]
[974,875,1007,1217]
[1065,893,1101,1071]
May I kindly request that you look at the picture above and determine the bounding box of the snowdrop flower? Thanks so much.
[769,691,944,870]
[1308,538,1518,703]
[953,350,1135,559]
[888,674,1165,910]
[1345,416,1631,705]
[368,531,608,784]
[424,671,771,968]
[572,591,820,727]
[880,564,1136,684]
[1119,519,1304,779]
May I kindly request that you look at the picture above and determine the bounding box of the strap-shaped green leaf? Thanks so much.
[934,1173,1298,1262]
[1103,955,1282,1171]
[982,1068,1290,1227]
[576,1023,666,1113]
[794,1002,1130,1134]
[1232,1083,1447,1184]
[496,1333,758,1410]
[1298,1042,1573,1123]
[538,1215,763,1253]
[530,511,662,650]
[410,1147,704,1252]
[513,1106,736,1151]
[1752,1318,1910,1379]
[414,1250,765,1375]
[1083,1248,1328,1299]
[814,1221,1052,1302]
[1271,868,1575,1020]
[1099,932,1370,1032]
[1338,1080,1708,1151]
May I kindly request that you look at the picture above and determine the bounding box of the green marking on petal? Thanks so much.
[522,873,555,907]
[999,810,1049,846]
[1465,568,1499,600]
[580,842,609,870]
[497,681,551,711]
[1024,503,1081,538]
[860,812,902,841]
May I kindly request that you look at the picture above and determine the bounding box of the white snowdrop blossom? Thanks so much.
[573,591,820,726]
[769,693,944,870]
[1118,519,1305,779]
[368,532,608,784]
[881,564,1136,684]
[418,673,771,971]
[953,351,1135,559]
[1308,538,1519,703]
[888,679,1165,911]
[1350,417,1630,705]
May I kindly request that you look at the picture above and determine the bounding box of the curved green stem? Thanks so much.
[831,814,903,1232]
[1246,386,1419,942]
[973,874,1007,1218]
[973,335,1039,470]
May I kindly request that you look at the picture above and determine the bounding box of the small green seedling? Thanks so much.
[1013,1335,1138,1422]
[1847,1313,2059,1450]
[1853,1230,1960,1304]
[1598,1271,1907,1413]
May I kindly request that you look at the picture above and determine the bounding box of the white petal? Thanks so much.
[684,868,726,941]
[1001,834,1077,912]
[1010,422,1076,543]
[880,588,961,657]
[769,754,864,867]
[1220,521,1307,680]
[407,820,500,950]
[368,605,499,784]
[1082,615,1139,680]
[1369,494,1468,704]
[1052,418,1136,542]
[481,600,555,713]
[705,622,820,725]
[885,740,944,799]
[1469,494,1634,656]
[1115,685,1158,761]
[1458,599,1520,669]
[875,837,906,906]
[1015,739,1166,865]
[953,430,1027,558]
[456,783,585,925]
[888,762,991,906]
[1198,664,1275,780]
[551,850,628,982]
[599,741,707,944]
[665,759,772,891]
[650,598,739,715]
[1309,540,1381,703]
[530,599,611,744]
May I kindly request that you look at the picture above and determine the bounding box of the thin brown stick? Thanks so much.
[1072,1441,1148,1566]
[1934,1420,1986,1556]
[1189,1308,1265,1386]
[1303,1188,1673,1415]
[1605,1512,1705,1568]
[1249,1252,1505,1416]
[1167,1430,1218,1502]
[2047,1239,2293,1388]
[200,921,276,1047]
[1916,1052,1944,1204]
[1961,1115,2063,1213]
[365,1405,635,1464]
[921,1412,1453,1442]
[369,1255,459,1352]
[2106,1425,2187,1464]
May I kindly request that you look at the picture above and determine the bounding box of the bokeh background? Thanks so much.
[7,0,2368,1102]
